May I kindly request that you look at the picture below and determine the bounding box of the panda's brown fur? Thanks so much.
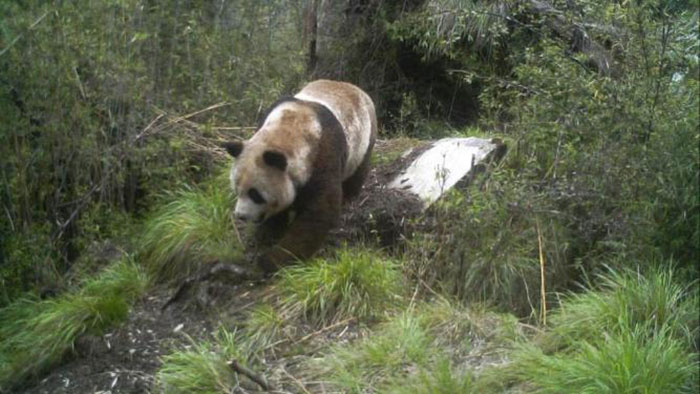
[223,80,377,273]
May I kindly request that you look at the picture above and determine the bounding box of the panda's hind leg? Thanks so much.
[342,145,373,201]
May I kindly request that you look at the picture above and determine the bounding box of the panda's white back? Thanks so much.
[294,80,375,180]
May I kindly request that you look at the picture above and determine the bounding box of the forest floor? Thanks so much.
[20,138,508,394]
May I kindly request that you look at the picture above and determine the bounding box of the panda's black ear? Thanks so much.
[263,150,287,171]
[222,141,244,158]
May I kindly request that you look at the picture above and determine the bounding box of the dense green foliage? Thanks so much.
[1,0,305,301]
[396,0,699,316]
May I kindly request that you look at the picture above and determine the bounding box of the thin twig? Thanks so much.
[135,113,165,141]
[264,318,354,351]
[228,359,274,391]
[0,10,50,57]
[168,101,230,124]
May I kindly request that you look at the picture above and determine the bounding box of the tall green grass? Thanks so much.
[547,266,699,352]
[155,327,247,394]
[139,170,243,283]
[501,328,696,394]
[476,266,699,393]
[0,259,149,390]
[275,248,402,325]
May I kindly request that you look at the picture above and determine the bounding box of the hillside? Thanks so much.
[1,1,698,393]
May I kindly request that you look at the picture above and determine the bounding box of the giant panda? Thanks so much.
[223,80,377,274]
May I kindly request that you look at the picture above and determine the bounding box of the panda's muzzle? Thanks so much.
[234,211,265,224]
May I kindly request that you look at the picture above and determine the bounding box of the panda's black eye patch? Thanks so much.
[248,188,266,204]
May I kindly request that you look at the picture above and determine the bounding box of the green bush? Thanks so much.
[0,0,306,293]
[405,183,572,317]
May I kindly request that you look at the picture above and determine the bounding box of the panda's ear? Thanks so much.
[222,141,244,158]
[263,150,287,171]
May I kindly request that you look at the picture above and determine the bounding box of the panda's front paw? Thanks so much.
[257,250,287,276]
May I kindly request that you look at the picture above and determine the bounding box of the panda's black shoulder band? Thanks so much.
[304,101,348,171]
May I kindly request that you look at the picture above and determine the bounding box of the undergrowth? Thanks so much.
[405,182,571,317]
[546,266,699,353]
[314,298,518,393]
[476,267,699,393]
[0,258,149,391]
[139,169,243,283]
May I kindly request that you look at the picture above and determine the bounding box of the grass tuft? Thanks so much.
[547,266,699,352]
[418,297,521,351]
[315,298,512,393]
[155,327,246,394]
[322,311,434,393]
[242,303,288,352]
[139,170,243,283]
[476,266,699,393]
[502,328,697,394]
[275,247,402,325]
[384,358,474,394]
[0,259,149,390]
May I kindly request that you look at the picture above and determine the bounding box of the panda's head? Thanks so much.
[223,140,295,223]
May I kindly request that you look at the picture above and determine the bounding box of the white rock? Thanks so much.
[388,137,500,207]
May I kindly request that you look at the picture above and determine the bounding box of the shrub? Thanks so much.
[405,182,572,317]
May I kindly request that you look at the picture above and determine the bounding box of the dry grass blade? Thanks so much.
[536,218,546,326]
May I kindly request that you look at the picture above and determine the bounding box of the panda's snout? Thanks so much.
[234,211,265,223]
